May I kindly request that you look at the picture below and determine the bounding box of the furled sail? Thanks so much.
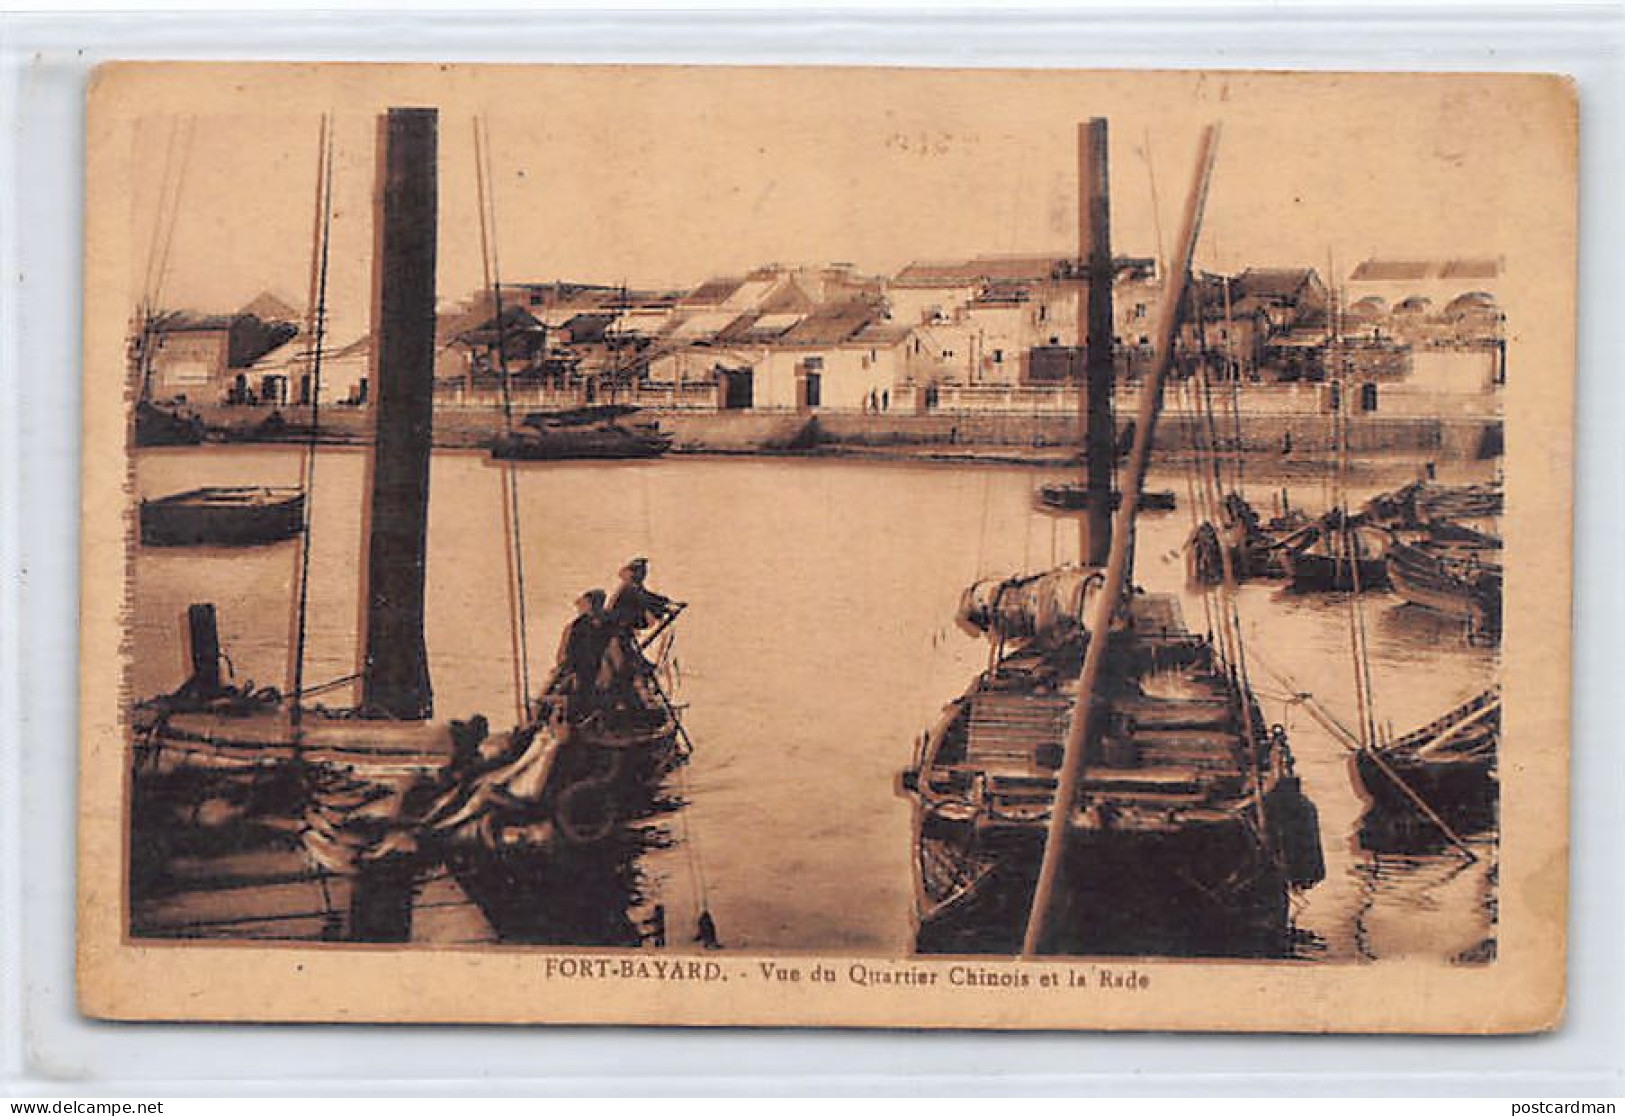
[957,566,1105,643]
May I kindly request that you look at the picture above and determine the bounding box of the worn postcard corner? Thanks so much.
[77,63,1575,1032]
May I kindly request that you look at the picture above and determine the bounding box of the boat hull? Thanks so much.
[139,487,305,547]
[902,590,1323,959]
[1037,485,1176,514]
[491,427,673,460]
[1387,542,1501,629]
[1353,749,1496,827]
[1282,550,1390,592]
[914,815,1292,958]
[134,400,206,447]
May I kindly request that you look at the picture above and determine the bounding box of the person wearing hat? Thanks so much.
[607,556,674,632]
[604,557,681,714]
[553,588,613,721]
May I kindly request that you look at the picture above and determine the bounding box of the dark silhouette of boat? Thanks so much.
[139,486,305,547]
[1361,480,1502,529]
[1352,687,1498,830]
[134,399,206,447]
[490,405,673,460]
[1387,540,1502,633]
[1279,518,1392,592]
[1036,483,1175,513]
[1186,492,1311,585]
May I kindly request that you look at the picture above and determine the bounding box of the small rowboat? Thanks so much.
[1387,540,1502,633]
[139,486,304,547]
[1352,688,1499,829]
[1036,483,1176,514]
[1280,524,1392,592]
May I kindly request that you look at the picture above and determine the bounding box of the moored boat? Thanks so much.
[902,578,1324,956]
[1386,540,1502,634]
[1036,483,1175,513]
[1280,521,1392,592]
[899,119,1323,959]
[1352,687,1498,830]
[1186,492,1310,585]
[139,486,305,547]
[1362,480,1503,530]
[130,108,695,947]
[491,404,673,460]
[134,399,206,447]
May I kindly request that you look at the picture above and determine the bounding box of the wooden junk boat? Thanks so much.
[902,573,1325,956]
[1278,515,1393,592]
[1386,540,1502,633]
[130,108,691,946]
[1036,483,1176,514]
[1353,687,1499,831]
[490,404,673,461]
[130,308,206,448]
[1361,480,1503,530]
[135,399,206,447]
[899,120,1323,958]
[1186,492,1311,585]
[139,486,305,547]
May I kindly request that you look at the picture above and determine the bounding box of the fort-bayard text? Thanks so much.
[539,956,1151,993]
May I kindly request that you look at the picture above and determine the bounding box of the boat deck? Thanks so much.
[923,593,1255,828]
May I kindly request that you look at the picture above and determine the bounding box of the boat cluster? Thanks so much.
[1187,478,1503,636]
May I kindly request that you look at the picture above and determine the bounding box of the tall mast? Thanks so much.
[362,107,439,720]
[1023,123,1220,957]
[1078,119,1115,566]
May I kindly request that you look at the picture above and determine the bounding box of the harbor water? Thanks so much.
[130,447,1499,963]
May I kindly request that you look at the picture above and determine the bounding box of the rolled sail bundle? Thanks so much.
[958,566,1105,643]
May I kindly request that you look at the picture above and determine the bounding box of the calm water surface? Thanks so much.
[131,448,1498,963]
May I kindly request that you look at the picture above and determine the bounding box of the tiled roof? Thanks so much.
[680,276,748,308]
[1233,268,1320,301]
[893,254,1159,288]
[893,256,1063,287]
[774,301,885,346]
[1351,258,1499,282]
[1350,259,1431,282]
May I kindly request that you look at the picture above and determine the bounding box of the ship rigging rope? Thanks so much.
[1177,376,1220,645]
[290,113,336,739]
[135,116,197,402]
[633,463,714,924]
[138,118,180,312]
[474,115,535,723]
[1329,279,1383,752]
[141,115,197,317]
[1221,275,1247,494]
[1149,129,1222,651]
[1181,298,1277,874]
[1181,309,1239,671]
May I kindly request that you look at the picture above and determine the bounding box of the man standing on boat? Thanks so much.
[554,589,613,721]
[604,557,682,715]
[608,557,675,632]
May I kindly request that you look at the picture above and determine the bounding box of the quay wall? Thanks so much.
[182,401,1499,461]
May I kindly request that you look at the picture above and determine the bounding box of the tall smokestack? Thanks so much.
[362,107,438,720]
[1078,118,1115,567]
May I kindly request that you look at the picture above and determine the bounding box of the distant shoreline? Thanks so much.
[144,402,1502,468]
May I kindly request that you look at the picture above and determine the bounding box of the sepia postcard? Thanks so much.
[77,63,1576,1031]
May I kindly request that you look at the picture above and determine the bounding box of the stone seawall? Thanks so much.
[806,412,1500,459]
[181,403,1500,462]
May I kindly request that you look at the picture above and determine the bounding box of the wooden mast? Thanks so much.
[362,107,439,721]
[1079,118,1115,567]
[1021,124,1220,958]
